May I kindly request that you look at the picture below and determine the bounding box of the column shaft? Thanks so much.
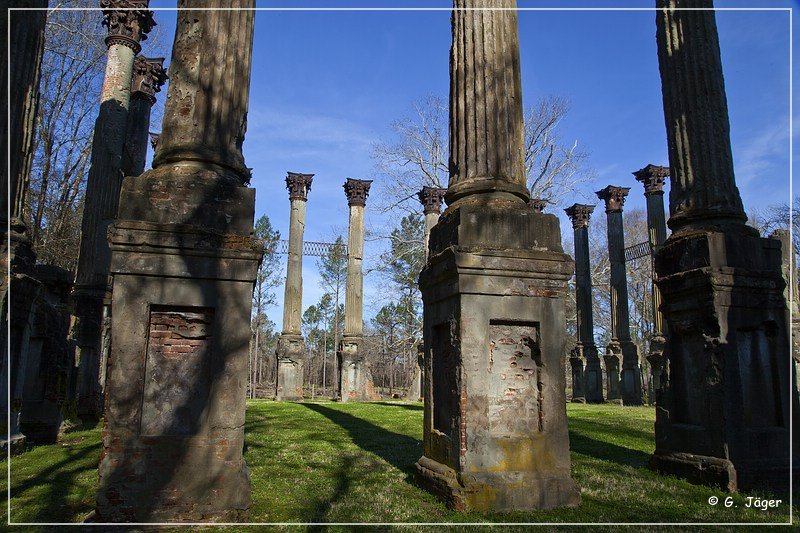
[276,172,312,401]
[344,204,365,336]
[607,210,631,342]
[72,1,155,420]
[656,0,746,232]
[283,199,307,334]
[447,0,528,207]
[121,57,166,178]
[597,185,641,405]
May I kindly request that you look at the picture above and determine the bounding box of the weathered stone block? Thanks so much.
[652,230,799,492]
[416,205,580,512]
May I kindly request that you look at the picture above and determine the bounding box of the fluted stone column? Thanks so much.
[596,186,642,406]
[651,0,797,493]
[72,0,155,420]
[339,179,378,402]
[96,0,259,521]
[406,186,447,402]
[633,164,669,404]
[415,0,579,512]
[565,204,603,403]
[121,56,166,177]
[1,1,48,454]
[276,172,313,401]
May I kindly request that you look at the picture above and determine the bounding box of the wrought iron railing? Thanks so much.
[276,240,347,257]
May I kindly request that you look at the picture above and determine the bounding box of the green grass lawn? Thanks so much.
[2,401,796,529]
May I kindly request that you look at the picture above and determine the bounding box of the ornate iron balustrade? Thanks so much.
[624,240,652,262]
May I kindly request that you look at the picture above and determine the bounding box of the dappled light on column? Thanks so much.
[96,0,260,522]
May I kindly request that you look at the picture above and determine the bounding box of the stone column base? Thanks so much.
[275,335,304,401]
[415,455,580,512]
[602,352,621,402]
[620,341,642,406]
[651,451,738,492]
[405,362,422,401]
[1,434,26,455]
[339,336,379,402]
[569,354,585,402]
[583,349,604,404]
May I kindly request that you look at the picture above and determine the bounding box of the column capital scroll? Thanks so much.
[529,198,547,213]
[131,56,167,104]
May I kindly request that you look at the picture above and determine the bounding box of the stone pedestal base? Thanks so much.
[650,451,737,492]
[339,337,379,403]
[275,334,304,401]
[581,345,603,404]
[415,455,580,512]
[619,341,642,406]
[646,336,666,405]
[96,166,260,521]
[1,433,26,455]
[652,228,799,493]
[569,353,585,402]
[603,352,620,402]
[405,363,422,401]
[417,204,580,512]
[72,292,105,422]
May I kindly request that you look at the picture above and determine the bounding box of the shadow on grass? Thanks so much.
[301,403,422,476]
[371,401,423,411]
[307,454,355,532]
[10,440,100,523]
[568,419,652,469]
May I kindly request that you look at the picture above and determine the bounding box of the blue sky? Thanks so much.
[140,1,796,329]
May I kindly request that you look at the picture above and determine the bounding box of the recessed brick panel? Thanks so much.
[141,306,214,436]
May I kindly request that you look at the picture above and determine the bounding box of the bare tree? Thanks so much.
[27,5,105,269]
[372,94,595,217]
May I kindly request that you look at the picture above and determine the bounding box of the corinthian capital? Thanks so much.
[343,179,372,207]
[529,198,547,213]
[564,204,594,229]
[101,0,156,53]
[633,164,669,196]
[286,172,314,201]
[417,186,446,215]
[596,185,630,213]
[131,56,167,103]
